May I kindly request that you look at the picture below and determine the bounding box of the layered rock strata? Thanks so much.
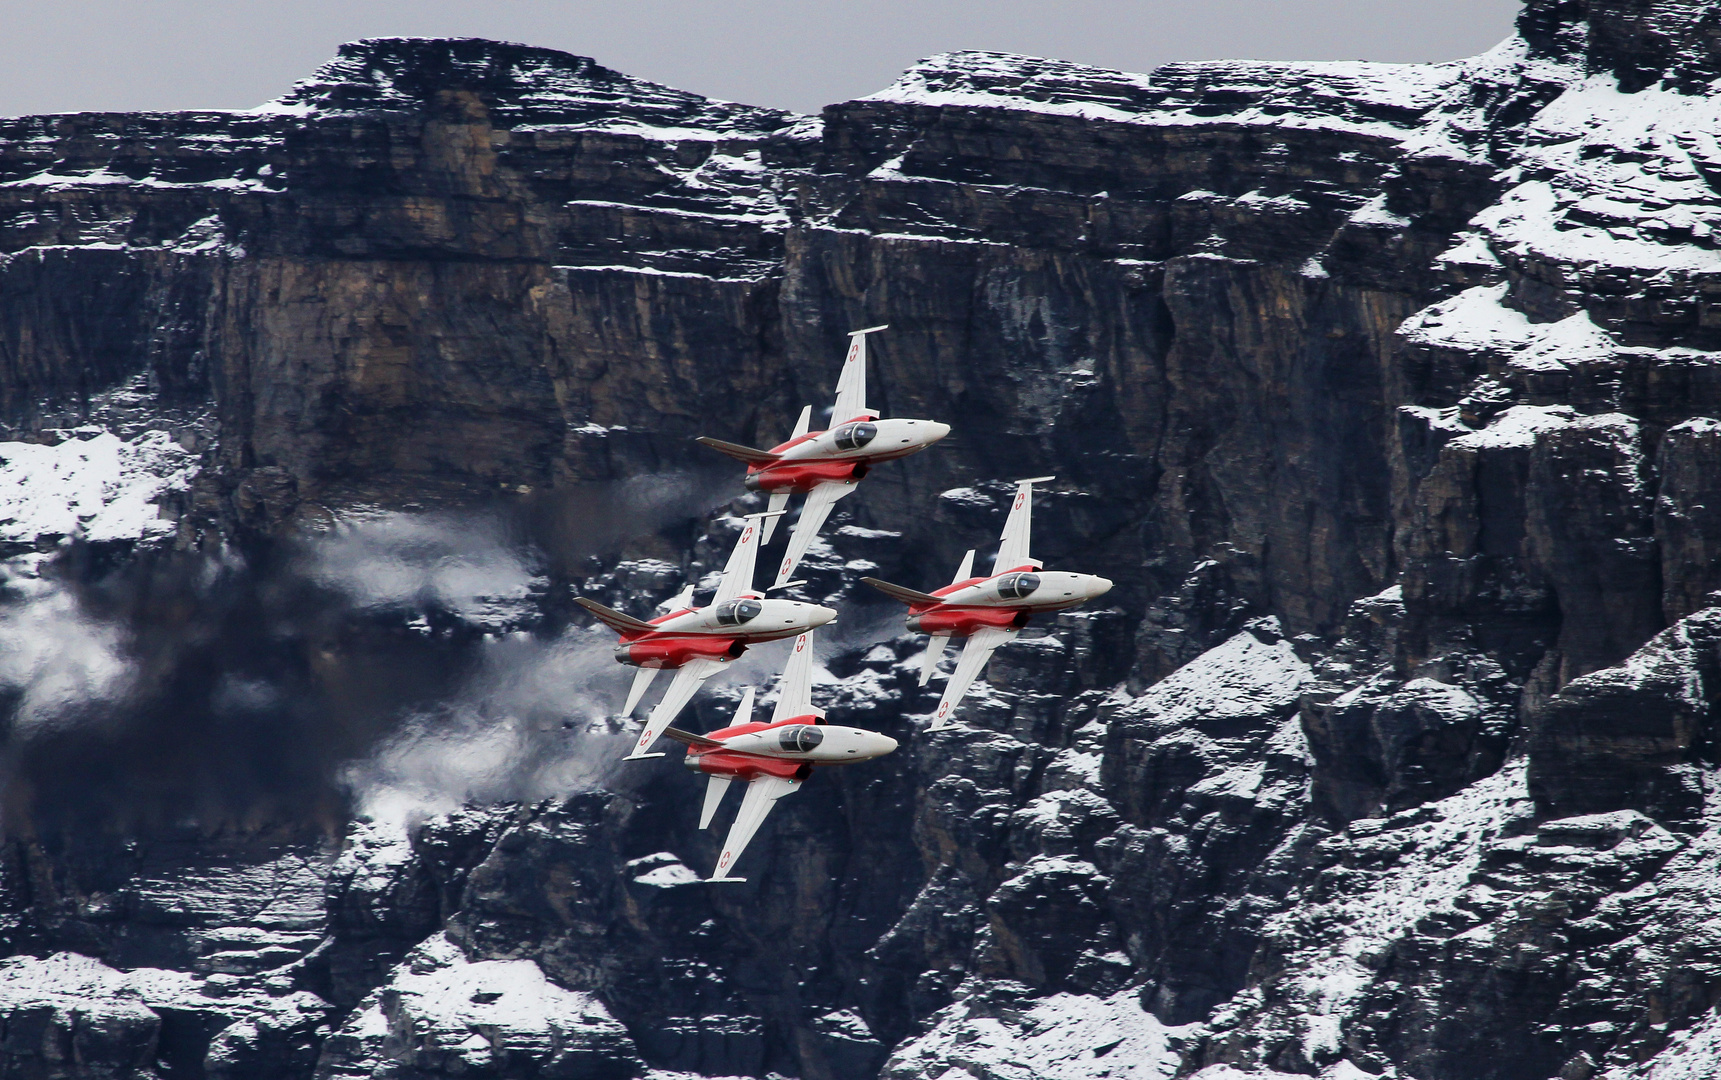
[7,1,1721,1078]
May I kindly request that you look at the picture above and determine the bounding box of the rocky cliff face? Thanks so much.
[7,2,1721,1077]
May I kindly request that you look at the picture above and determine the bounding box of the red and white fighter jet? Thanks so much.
[863,477,1113,729]
[662,629,898,881]
[697,325,950,587]
[576,510,837,761]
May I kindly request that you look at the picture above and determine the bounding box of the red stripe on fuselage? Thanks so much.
[688,750,804,780]
[686,714,825,779]
[617,635,744,666]
[747,459,864,493]
[910,606,1027,635]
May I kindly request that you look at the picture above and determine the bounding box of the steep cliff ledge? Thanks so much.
[6,2,1721,1078]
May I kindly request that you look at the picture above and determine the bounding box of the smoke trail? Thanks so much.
[0,471,736,833]
[342,625,632,829]
[0,556,134,737]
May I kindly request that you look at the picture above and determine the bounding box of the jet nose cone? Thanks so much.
[809,604,838,627]
[874,733,899,756]
[926,421,952,443]
[1091,576,1114,597]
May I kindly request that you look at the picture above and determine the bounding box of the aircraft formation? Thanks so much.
[576,326,1113,880]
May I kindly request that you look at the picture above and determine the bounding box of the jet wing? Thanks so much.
[773,481,857,586]
[707,773,801,882]
[831,325,887,424]
[929,625,1019,730]
[623,657,726,760]
[993,476,1055,573]
[769,631,822,723]
[714,510,784,605]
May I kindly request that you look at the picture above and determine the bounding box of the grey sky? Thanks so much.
[1,0,1523,119]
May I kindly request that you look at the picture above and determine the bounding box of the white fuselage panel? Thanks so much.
[652,598,837,638]
[936,570,1114,610]
[717,725,898,763]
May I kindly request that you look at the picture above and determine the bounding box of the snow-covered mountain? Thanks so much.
[5,1,1721,1077]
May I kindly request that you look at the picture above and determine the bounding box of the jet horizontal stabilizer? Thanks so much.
[695,436,779,465]
[575,597,658,635]
[662,726,723,750]
[704,876,748,883]
[861,577,943,606]
[621,752,667,761]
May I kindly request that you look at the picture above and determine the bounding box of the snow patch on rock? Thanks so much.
[1118,620,1311,729]
[884,985,1186,1080]
[0,429,196,547]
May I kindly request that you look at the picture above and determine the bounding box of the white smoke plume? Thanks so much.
[344,625,632,830]
[0,557,133,736]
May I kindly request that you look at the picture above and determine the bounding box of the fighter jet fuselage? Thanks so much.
[609,598,837,669]
[737,418,950,495]
[680,715,898,776]
[654,629,898,881]
[861,477,1115,729]
[900,569,1115,636]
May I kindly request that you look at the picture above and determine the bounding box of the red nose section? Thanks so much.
[617,636,746,666]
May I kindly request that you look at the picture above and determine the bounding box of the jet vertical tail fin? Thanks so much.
[770,631,823,723]
[714,510,787,605]
[993,477,1054,572]
[951,549,976,585]
[831,325,887,424]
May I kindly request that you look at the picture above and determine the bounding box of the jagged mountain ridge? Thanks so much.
[5,1,1721,1077]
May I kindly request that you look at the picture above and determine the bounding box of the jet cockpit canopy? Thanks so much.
[777,725,824,752]
[715,598,763,626]
[833,422,878,451]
